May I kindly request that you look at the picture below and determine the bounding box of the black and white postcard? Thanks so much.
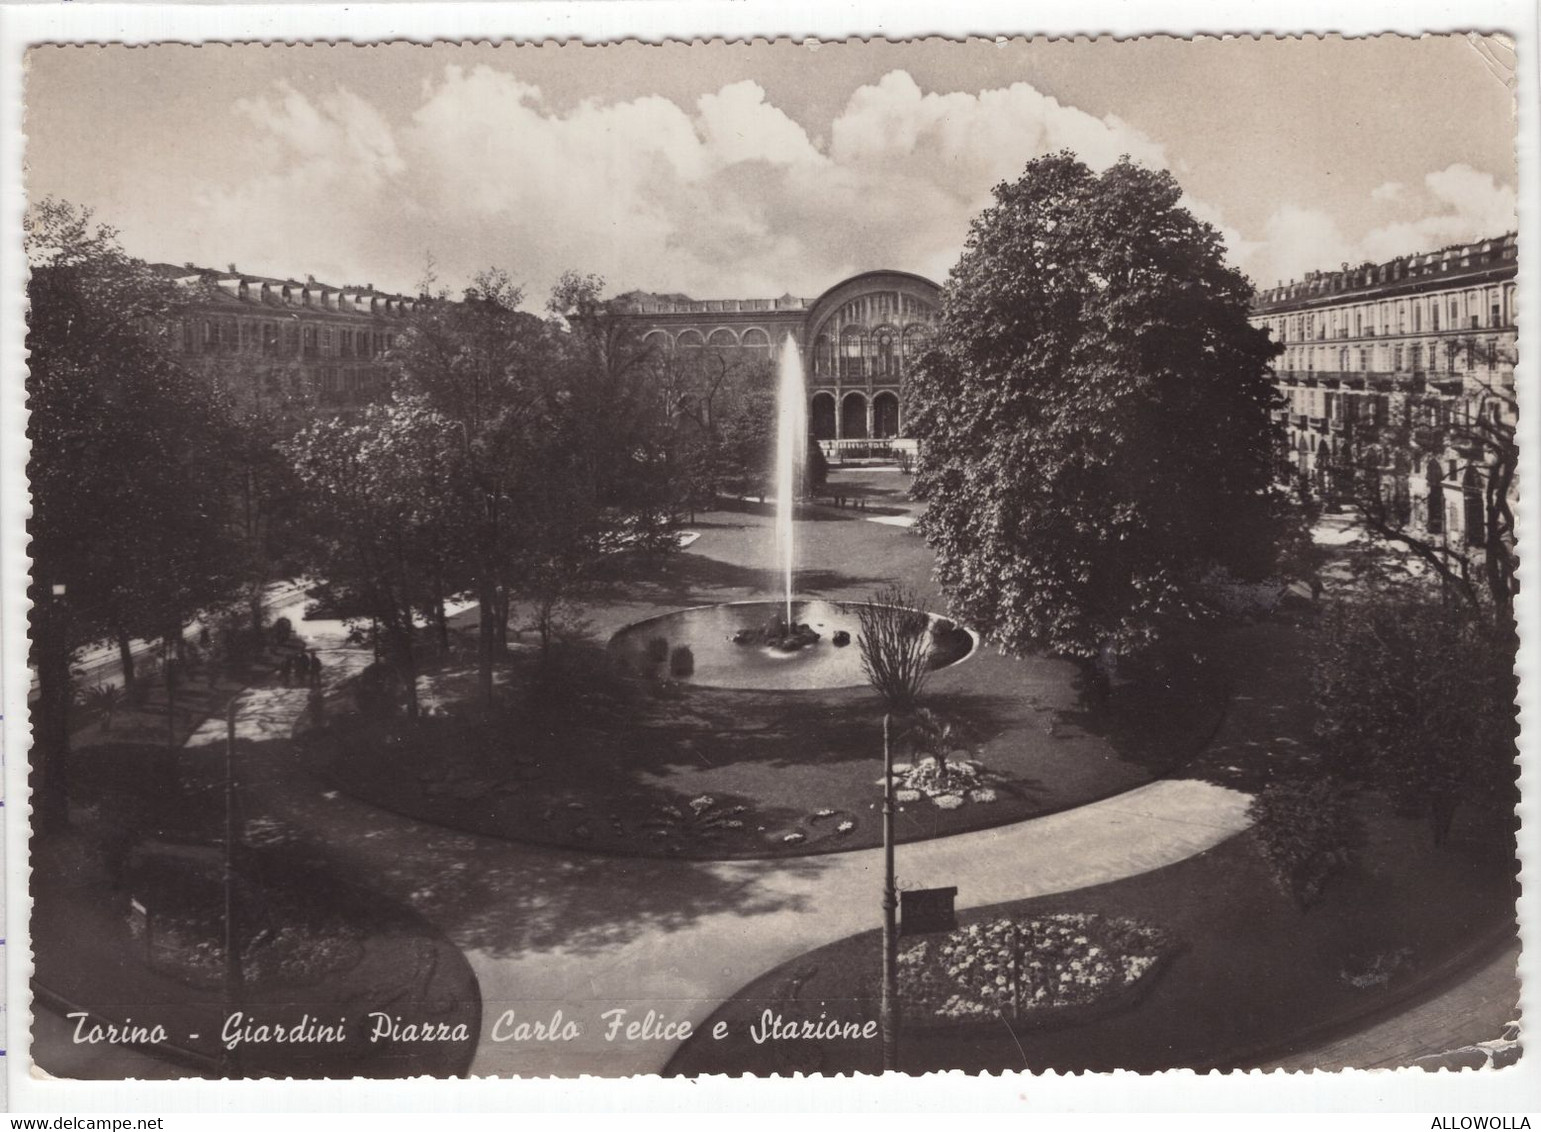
[2,2,1536,1118]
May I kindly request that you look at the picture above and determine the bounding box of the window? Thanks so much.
[262,322,278,355]
[1411,344,1422,373]
[1413,305,1421,333]
[1393,345,1403,371]
[875,329,895,377]
[1431,305,1440,332]
[1487,339,1497,373]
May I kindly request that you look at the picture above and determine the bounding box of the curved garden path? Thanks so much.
[190,661,1252,1078]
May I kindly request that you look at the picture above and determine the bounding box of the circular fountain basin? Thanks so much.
[610,599,976,691]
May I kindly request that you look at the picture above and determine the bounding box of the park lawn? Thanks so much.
[303,645,1223,859]
[663,798,1519,1075]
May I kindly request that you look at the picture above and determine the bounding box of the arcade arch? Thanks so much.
[841,392,869,439]
[811,392,837,440]
[872,390,900,438]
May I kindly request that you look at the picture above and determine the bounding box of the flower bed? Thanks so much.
[887,757,999,809]
[124,852,367,991]
[899,912,1173,1025]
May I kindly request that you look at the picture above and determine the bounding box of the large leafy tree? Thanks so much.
[1312,591,1518,845]
[509,274,681,650]
[909,153,1289,664]
[286,397,470,719]
[26,199,243,827]
[386,269,554,705]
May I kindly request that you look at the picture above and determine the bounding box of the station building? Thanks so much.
[613,269,943,451]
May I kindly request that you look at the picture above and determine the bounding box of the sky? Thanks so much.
[22,36,1519,305]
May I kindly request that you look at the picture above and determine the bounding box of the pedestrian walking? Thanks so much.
[309,650,323,688]
[280,655,293,687]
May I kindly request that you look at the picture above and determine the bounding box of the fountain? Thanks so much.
[609,337,975,690]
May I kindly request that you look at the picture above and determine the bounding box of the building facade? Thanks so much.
[1250,233,1518,546]
[615,269,943,448]
[153,263,424,414]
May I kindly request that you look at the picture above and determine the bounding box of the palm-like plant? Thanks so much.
[85,683,124,732]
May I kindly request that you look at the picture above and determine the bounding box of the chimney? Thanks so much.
[228,263,238,275]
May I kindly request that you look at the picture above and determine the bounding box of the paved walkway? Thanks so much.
[193,646,1251,1077]
[453,776,1249,1076]
[1259,942,1522,1072]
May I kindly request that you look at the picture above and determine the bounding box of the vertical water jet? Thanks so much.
[774,336,808,629]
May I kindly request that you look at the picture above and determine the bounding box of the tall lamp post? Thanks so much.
[880,712,899,1071]
[222,697,244,1077]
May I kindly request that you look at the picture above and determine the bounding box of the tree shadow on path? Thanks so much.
[232,734,830,960]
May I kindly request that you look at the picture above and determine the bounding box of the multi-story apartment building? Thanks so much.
[153,263,424,414]
[1250,233,1518,546]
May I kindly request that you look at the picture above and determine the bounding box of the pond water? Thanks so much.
[609,599,974,692]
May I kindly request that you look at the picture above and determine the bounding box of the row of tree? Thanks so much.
[25,199,795,827]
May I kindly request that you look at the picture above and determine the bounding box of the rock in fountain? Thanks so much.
[731,610,821,652]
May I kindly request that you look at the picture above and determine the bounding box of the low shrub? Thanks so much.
[669,645,695,678]
[1247,770,1360,910]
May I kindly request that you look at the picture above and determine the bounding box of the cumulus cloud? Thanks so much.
[169,65,1191,303]
[1370,180,1406,202]
[1248,164,1516,288]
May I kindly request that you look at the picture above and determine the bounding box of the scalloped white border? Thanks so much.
[0,1,1536,1118]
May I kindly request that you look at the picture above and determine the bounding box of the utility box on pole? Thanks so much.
[900,887,958,937]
